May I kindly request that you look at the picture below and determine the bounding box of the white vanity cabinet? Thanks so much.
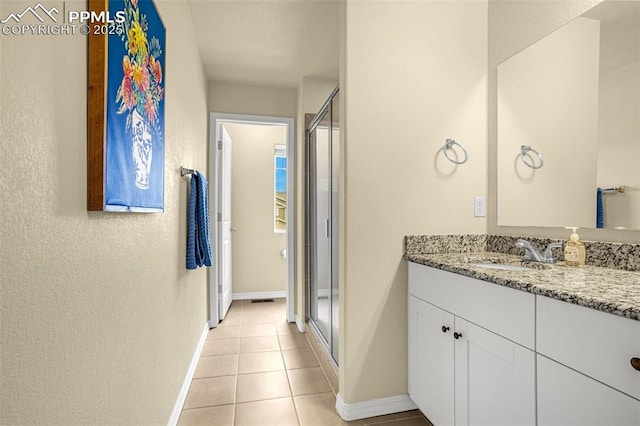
[408,263,536,426]
[536,296,640,425]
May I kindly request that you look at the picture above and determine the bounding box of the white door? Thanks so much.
[454,318,536,426]
[218,125,233,320]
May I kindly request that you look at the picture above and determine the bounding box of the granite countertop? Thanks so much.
[406,251,640,321]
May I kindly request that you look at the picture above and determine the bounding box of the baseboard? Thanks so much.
[232,291,287,300]
[167,323,209,426]
[295,314,306,333]
[335,393,418,421]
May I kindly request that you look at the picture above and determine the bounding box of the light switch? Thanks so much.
[474,196,486,217]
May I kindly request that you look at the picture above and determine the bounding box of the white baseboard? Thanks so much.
[295,314,306,333]
[232,291,287,300]
[167,323,209,426]
[335,393,418,421]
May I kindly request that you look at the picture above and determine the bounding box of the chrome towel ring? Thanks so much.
[520,145,544,169]
[443,138,468,165]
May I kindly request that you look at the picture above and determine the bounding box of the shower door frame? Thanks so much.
[305,85,340,365]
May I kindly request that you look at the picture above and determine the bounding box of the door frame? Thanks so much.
[209,112,295,328]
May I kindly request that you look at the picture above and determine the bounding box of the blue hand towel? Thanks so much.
[187,172,213,269]
[596,187,604,229]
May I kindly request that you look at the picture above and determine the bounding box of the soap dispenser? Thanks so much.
[564,227,586,267]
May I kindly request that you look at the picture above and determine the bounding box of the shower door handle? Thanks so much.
[325,218,330,239]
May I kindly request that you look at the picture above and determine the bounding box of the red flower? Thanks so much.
[150,56,162,84]
[122,56,133,78]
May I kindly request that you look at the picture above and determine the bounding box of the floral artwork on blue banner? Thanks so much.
[104,0,165,212]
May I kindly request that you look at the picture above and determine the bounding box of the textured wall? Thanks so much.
[488,0,640,243]
[0,0,209,423]
[208,81,298,118]
[340,0,488,404]
[223,122,287,294]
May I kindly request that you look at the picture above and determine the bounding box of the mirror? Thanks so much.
[497,0,640,230]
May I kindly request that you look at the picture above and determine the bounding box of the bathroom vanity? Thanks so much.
[406,236,640,426]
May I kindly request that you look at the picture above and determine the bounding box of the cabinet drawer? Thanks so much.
[538,355,640,425]
[537,295,640,400]
[408,262,535,349]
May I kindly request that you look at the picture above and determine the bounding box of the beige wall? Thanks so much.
[294,78,338,322]
[208,81,297,118]
[497,17,600,228]
[0,0,209,423]
[223,122,287,294]
[340,0,488,404]
[488,0,640,243]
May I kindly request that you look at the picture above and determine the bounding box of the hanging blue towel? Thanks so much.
[596,187,604,229]
[187,172,213,269]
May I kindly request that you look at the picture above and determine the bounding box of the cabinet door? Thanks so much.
[538,355,640,426]
[408,296,455,426]
[454,318,536,426]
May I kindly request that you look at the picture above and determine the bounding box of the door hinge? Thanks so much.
[217,140,222,150]
[217,212,222,221]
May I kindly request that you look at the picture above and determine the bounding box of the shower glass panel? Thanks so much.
[310,113,331,342]
[307,86,339,365]
[330,92,339,361]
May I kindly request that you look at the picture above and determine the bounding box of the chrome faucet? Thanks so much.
[515,239,562,263]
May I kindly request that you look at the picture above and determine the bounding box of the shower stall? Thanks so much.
[306,86,340,364]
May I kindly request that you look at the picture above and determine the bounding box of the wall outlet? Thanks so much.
[474,196,486,217]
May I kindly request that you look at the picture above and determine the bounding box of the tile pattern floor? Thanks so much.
[179,298,431,426]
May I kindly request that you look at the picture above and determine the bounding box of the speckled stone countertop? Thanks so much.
[405,235,640,321]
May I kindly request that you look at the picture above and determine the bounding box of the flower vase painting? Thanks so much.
[88,0,165,212]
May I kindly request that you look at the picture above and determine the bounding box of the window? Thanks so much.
[274,145,287,233]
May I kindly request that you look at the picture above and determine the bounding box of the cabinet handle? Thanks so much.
[442,326,450,333]
[454,332,463,340]
[632,358,640,372]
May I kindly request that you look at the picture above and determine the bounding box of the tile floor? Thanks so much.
[179,298,431,426]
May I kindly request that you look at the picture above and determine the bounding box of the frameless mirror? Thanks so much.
[497,0,640,230]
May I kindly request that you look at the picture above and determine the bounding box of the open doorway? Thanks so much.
[209,113,295,327]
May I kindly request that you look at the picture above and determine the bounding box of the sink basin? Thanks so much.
[471,262,534,272]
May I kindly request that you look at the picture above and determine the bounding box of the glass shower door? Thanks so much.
[307,87,339,364]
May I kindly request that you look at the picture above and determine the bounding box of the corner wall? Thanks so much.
[0,0,209,423]
[340,0,488,405]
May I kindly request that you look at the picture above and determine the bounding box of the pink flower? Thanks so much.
[145,92,156,123]
[121,76,136,109]
[141,67,150,92]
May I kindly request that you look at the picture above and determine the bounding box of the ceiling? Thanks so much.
[186,0,340,89]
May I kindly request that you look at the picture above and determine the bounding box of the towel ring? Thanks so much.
[443,139,468,165]
[520,145,544,169]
